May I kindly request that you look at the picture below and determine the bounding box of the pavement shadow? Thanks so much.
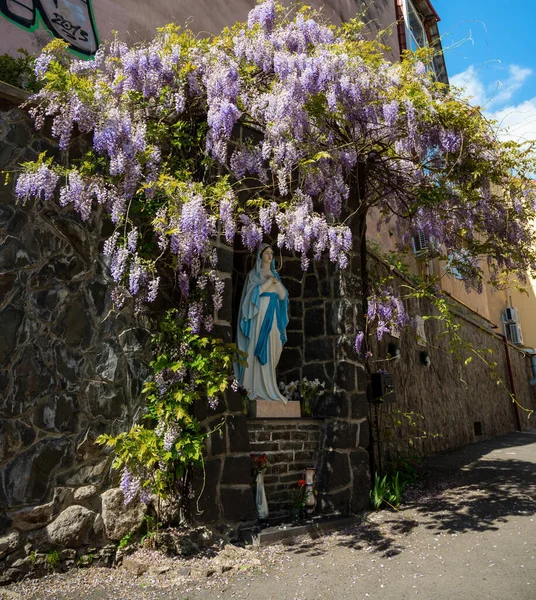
[408,457,536,535]
[280,518,409,558]
[282,432,536,559]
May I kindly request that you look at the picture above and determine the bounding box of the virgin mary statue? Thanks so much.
[235,244,289,403]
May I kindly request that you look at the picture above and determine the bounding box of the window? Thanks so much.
[401,0,437,77]
[403,0,428,52]
[412,231,430,255]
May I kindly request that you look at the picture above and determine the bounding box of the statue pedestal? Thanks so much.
[248,400,301,418]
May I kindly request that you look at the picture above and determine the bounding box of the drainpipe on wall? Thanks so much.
[500,334,523,431]
[524,348,536,386]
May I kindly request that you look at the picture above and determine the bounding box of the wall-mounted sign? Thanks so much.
[0,0,99,55]
[415,315,427,346]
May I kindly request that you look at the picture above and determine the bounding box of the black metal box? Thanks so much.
[370,372,396,403]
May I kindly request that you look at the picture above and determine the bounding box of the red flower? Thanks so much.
[297,479,307,487]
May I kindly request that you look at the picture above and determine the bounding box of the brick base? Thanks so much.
[247,419,322,518]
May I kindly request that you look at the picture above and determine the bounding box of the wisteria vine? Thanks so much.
[14,1,536,506]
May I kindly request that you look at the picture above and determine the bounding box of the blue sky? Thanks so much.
[433,0,536,142]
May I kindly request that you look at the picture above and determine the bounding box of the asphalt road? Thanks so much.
[188,430,536,600]
[4,430,536,600]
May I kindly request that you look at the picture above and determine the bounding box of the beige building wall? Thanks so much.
[0,1,400,60]
[366,209,519,337]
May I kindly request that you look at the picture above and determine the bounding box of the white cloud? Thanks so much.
[489,98,536,143]
[488,64,532,107]
[451,63,536,143]
[450,65,487,105]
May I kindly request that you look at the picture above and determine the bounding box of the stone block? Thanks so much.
[248,400,301,418]
[45,505,97,548]
[8,501,54,532]
[0,305,23,366]
[319,390,348,418]
[2,437,71,505]
[350,450,371,513]
[358,421,370,449]
[193,397,208,422]
[49,215,91,259]
[302,362,328,383]
[282,258,306,280]
[349,392,368,420]
[0,419,36,464]
[225,389,244,413]
[285,330,303,348]
[289,299,303,317]
[193,459,222,523]
[82,381,127,420]
[0,204,14,226]
[0,512,12,535]
[52,295,93,348]
[217,246,234,273]
[87,281,108,317]
[0,531,21,559]
[318,451,351,491]
[101,488,147,541]
[249,441,280,453]
[0,273,17,301]
[294,450,318,462]
[279,367,300,381]
[319,489,350,515]
[30,255,86,287]
[335,361,357,392]
[304,305,325,337]
[270,431,290,441]
[32,394,77,433]
[288,317,302,330]
[278,348,301,372]
[284,277,302,298]
[53,343,85,385]
[0,142,16,169]
[303,273,321,298]
[221,456,252,486]
[324,420,358,449]
[220,486,256,522]
[305,339,333,363]
[6,122,30,147]
[209,424,227,456]
[73,485,100,512]
[228,415,251,453]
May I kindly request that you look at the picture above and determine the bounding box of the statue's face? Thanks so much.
[261,247,273,263]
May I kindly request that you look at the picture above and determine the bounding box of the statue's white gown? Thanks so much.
[235,255,289,403]
[242,291,287,403]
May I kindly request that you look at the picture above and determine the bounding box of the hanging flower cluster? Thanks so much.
[14,0,536,331]
[355,287,409,355]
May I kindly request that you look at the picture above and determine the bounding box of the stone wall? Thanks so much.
[0,87,152,578]
[367,255,536,464]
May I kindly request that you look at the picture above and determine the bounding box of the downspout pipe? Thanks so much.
[500,334,523,431]
[526,349,536,386]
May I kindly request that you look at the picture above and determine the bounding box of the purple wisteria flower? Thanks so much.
[15,164,59,204]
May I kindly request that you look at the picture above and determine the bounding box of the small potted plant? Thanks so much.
[279,378,326,417]
[289,479,307,522]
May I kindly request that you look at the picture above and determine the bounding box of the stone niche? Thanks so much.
[194,216,371,523]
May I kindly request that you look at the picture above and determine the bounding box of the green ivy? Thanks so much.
[0,49,40,92]
[97,309,245,522]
